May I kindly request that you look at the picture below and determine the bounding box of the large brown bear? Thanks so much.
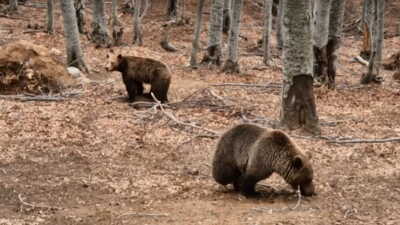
[212,124,315,197]
[106,53,171,103]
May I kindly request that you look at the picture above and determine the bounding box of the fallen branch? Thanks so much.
[18,194,59,211]
[117,212,169,218]
[327,137,400,144]
[0,94,72,102]
[211,82,281,88]
[354,55,369,66]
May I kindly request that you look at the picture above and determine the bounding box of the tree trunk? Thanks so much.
[280,0,320,134]
[47,0,54,34]
[60,0,89,73]
[75,0,85,34]
[313,0,332,82]
[326,0,345,89]
[166,0,177,19]
[276,0,283,49]
[201,0,224,66]
[111,0,124,46]
[223,0,243,74]
[262,0,273,65]
[361,0,385,84]
[223,0,231,34]
[91,0,110,47]
[133,0,148,46]
[361,0,373,60]
[190,0,205,68]
[8,0,18,12]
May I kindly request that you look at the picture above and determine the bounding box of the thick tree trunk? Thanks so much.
[280,0,320,134]
[326,0,345,89]
[91,0,110,47]
[8,0,18,12]
[361,0,385,84]
[75,0,85,34]
[313,0,332,82]
[111,0,124,46]
[223,0,231,34]
[60,0,89,73]
[133,0,148,46]
[276,0,283,49]
[223,0,243,74]
[190,0,205,68]
[262,0,273,65]
[47,0,54,34]
[201,0,224,66]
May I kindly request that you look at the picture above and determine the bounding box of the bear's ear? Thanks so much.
[270,130,290,147]
[292,156,303,169]
[117,54,122,60]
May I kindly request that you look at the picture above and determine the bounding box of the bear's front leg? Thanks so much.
[240,175,261,197]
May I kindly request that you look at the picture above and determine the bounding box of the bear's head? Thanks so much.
[289,154,315,196]
[105,50,123,72]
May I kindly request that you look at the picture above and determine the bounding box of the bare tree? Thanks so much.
[133,0,148,46]
[75,0,85,34]
[223,0,231,34]
[166,0,178,19]
[313,0,332,81]
[280,0,320,134]
[262,0,273,65]
[60,0,89,72]
[326,0,345,89]
[201,0,224,66]
[223,0,243,73]
[8,0,18,12]
[47,0,54,34]
[190,0,205,67]
[361,0,385,84]
[91,0,110,47]
[111,0,124,45]
[276,0,283,49]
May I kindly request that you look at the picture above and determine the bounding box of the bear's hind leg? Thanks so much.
[150,78,170,103]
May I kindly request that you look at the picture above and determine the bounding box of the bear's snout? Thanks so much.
[300,182,315,196]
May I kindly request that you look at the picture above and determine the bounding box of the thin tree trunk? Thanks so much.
[60,0,89,73]
[8,0,18,12]
[223,0,243,74]
[92,0,110,47]
[361,0,373,59]
[133,0,148,45]
[262,0,273,65]
[111,0,124,46]
[75,0,85,34]
[223,0,231,34]
[166,0,177,19]
[361,0,385,84]
[313,0,332,82]
[47,0,54,34]
[276,0,283,49]
[326,0,345,89]
[280,0,320,134]
[190,0,205,68]
[201,0,224,66]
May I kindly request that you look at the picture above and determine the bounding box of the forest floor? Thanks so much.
[0,1,399,225]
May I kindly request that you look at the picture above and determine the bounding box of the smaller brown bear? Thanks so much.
[212,124,315,197]
[106,52,171,103]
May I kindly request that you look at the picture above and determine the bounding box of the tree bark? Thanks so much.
[74,0,85,34]
[313,0,332,82]
[47,0,54,34]
[280,0,320,134]
[8,0,18,12]
[111,0,124,46]
[201,0,224,66]
[326,0,345,89]
[361,0,385,84]
[91,0,110,47]
[60,0,89,73]
[223,0,231,34]
[190,0,205,68]
[276,0,283,49]
[262,0,273,65]
[223,0,243,74]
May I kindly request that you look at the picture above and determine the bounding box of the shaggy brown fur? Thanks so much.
[106,54,171,103]
[212,124,315,197]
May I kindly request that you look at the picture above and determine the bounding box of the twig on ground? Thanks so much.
[117,212,169,218]
[327,137,400,144]
[0,94,75,102]
[18,194,59,211]
[290,186,302,210]
[354,55,369,66]
[211,82,281,89]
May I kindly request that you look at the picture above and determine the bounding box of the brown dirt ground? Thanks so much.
[0,1,400,225]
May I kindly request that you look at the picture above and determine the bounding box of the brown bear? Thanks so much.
[212,123,315,197]
[106,52,171,103]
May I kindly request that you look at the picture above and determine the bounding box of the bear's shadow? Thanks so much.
[220,184,296,201]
